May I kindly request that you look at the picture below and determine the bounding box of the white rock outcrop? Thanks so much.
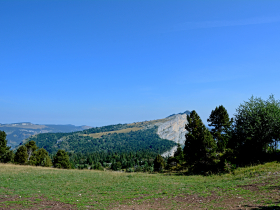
[157,113,188,157]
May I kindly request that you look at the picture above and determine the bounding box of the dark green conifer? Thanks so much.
[0,131,13,163]
[53,150,71,169]
[184,110,218,172]
[14,145,28,164]
[174,143,184,164]
[207,105,232,152]
[153,154,165,172]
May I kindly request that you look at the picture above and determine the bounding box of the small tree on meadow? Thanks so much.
[53,150,71,169]
[14,145,28,164]
[153,154,165,172]
[184,110,219,172]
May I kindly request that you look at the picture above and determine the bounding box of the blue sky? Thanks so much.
[1,0,280,126]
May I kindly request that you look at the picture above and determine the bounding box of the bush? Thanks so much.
[53,150,71,169]
[14,146,28,164]
[30,148,52,167]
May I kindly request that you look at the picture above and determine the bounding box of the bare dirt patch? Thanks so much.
[0,195,76,210]
[112,194,280,210]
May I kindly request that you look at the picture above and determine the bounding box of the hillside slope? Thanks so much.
[21,111,190,155]
[0,123,91,148]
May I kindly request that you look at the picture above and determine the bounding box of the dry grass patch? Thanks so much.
[80,127,144,138]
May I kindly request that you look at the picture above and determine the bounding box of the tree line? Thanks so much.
[1,95,279,174]
[160,95,280,174]
[0,133,161,172]
[68,150,158,172]
[0,135,72,169]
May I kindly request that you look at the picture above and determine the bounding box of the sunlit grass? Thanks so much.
[1,162,280,209]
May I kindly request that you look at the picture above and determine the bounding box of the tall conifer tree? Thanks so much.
[207,105,232,152]
[184,110,218,172]
[0,131,13,163]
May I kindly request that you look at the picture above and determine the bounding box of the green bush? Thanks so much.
[14,146,28,164]
[53,150,71,169]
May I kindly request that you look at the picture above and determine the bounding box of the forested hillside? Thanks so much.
[24,125,176,155]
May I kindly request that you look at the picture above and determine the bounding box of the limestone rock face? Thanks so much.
[156,113,188,157]
[157,114,188,145]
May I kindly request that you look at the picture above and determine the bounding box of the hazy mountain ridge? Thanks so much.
[0,122,91,148]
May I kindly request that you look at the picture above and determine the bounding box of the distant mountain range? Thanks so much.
[20,111,191,156]
[0,123,91,148]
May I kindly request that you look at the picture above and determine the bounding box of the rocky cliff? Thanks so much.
[157,111,189,157]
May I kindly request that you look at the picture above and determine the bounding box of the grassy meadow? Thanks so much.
[1,162,280,209]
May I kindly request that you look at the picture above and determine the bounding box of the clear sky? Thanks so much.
[1,0,280,126]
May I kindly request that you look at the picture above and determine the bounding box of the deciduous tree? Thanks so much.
[25,140,38,161]
[230,95,280,163]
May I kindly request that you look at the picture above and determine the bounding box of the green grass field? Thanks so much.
[1,162,280,209]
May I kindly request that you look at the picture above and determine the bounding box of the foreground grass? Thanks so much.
[1,162,280,209]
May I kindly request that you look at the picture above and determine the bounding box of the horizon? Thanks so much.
[1,1,280,127]
[0,109,191,127]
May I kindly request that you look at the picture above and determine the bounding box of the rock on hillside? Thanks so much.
[157,111,189,157]
[13,111,190,156]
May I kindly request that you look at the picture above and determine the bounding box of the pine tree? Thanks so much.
[0,131,13,163]
[14,145,28,164]
[53,150,71,169]
[153,154,165,172]
[184,110,219,172]
[207,105,232,152]
[174,143,184,164]
[0,131,8,155]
